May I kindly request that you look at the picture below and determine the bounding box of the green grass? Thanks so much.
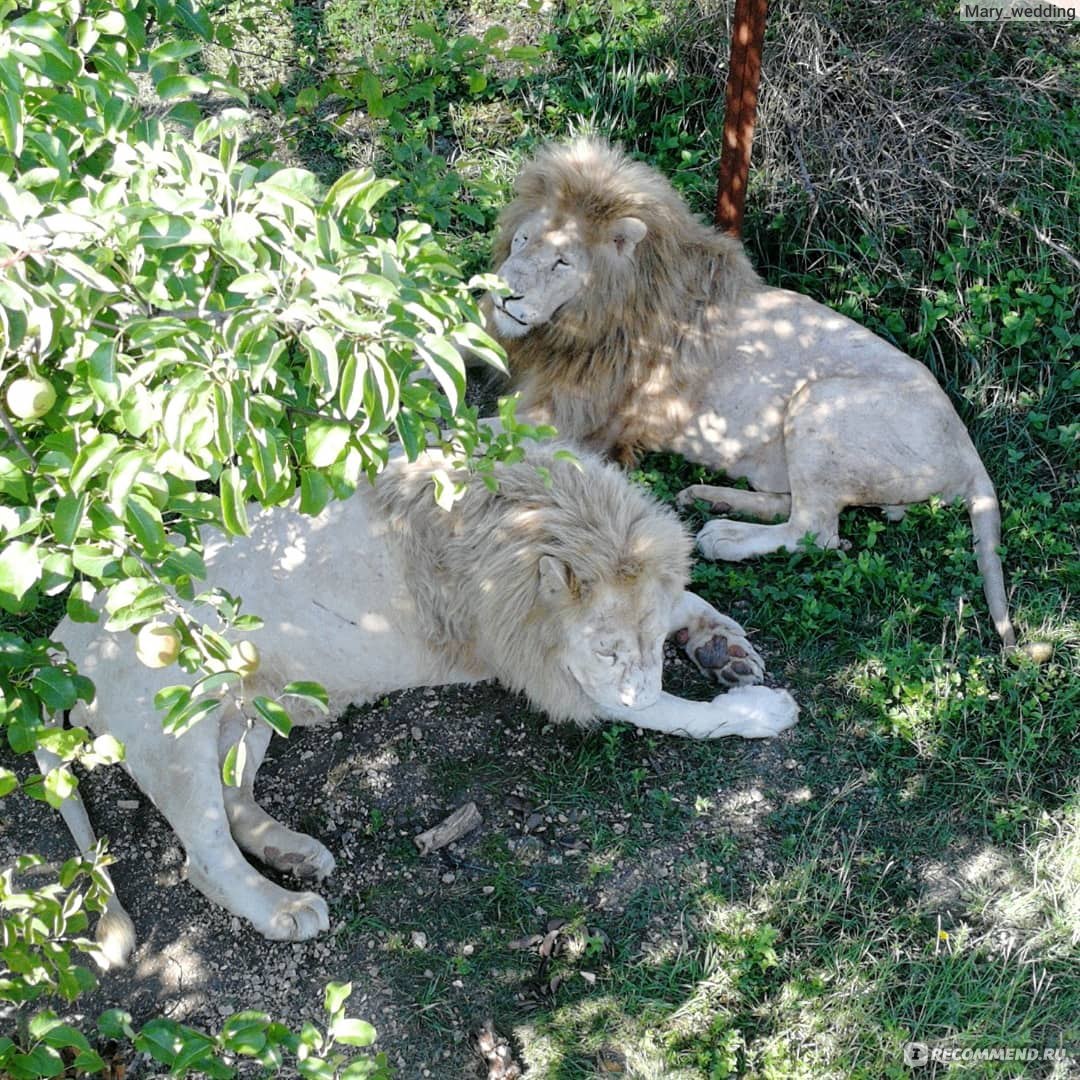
[189,0,1080,1070]
[17,0,1078,1074]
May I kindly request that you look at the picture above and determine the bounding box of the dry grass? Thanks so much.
[671,0,1077,274]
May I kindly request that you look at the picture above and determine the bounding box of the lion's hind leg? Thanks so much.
[695,500,846,562]
[677,485,791,522]
[122,712,329,942]
[219,715,335,882]
[34,739,136,969]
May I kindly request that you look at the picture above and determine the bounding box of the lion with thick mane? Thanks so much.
[44,445,797,964]
[487,138,1023,652]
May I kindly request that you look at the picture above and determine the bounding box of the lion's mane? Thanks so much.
[375,445,692,723]
[493,138,759,460]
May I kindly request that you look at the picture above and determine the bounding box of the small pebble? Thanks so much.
[410,931,427,950]
[441,871,456,884]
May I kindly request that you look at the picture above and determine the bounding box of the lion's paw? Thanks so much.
[258,891,330,941]
[676,484,731,513]
[695,519,759,562]
[674,612,765,688]
[711,685,799,740]
[263,836,336,881]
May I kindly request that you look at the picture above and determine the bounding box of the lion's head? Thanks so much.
[377,444,693,723]
[534,551,677,712]
[488,139,662,341]
[489,207,647,340]
[488,137,742,347]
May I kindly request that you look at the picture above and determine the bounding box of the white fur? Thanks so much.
[46,446,797,960]
[490,138,1022,651]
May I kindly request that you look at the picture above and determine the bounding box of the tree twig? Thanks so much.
[0,402,39,473]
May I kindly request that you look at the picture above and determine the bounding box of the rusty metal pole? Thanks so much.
[714,0,768,237]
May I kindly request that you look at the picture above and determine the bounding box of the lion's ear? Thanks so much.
[610,216,647,258]
[538,555,577,602]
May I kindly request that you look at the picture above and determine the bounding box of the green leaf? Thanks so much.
[0,540,41,600]
[299,470,331,517]
[11,1044,64,1078]
[297,1057,336,1080]
[108,451,150,513]
[228,271,275,297]
[301,327,340,398]
[88,340,120,406]
[325,169,397,217]
[220,1010,271,1055]
[156,74,210,100]
[52,493,86,545]
[139,215,214,248]
[191,670,240,697]
[220,466,250,537]
[70,434,120,494]
[252,696,292,737]
[431,468,460,512]
[418,334,466,412]
[12,15,81,80]
[97,1011,135,1045]
[324,981,352,1016]
[193,107,250,148]
[43,765,78,808]
[330,1017,377,1048]
[281,681,329,714]
[221,736,246,788]
[65,581,98,623]
[40,1022,92,1053]
[154,685,190,713]
[337,354,367,420]
[0,767,19,796]
[0,88,23,158]
[163,695,222,737]
[305,421,350,469]
[451,321,508,375]
[31,667,77,712]
[125,495,166,558]
[395,410,426,460]
[72,544,119,578]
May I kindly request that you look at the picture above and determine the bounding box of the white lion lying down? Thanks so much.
[42,445,797,965]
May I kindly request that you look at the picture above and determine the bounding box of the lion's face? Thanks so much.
[539,555,675,712]
[490,211,647,339]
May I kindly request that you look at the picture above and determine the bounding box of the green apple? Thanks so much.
[230,640,261,677]
[6,376,57,420]
[135,622,182,669]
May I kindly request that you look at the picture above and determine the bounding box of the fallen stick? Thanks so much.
[413,802,482,856]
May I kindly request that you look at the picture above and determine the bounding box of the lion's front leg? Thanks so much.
[600,686,799,740]
[668,590,765,688]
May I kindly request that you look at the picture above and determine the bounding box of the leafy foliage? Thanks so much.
[0,0,542,1069]
[0,0,517,784]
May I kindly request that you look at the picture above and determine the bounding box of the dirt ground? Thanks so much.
[0,639,802,1079]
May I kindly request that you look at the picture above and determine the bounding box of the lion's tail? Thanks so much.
[34,740,137,969]
[966,475,1017,652]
